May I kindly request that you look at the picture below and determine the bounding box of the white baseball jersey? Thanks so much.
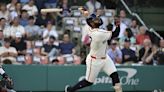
[84,26,117,83]
[88,28,112,58]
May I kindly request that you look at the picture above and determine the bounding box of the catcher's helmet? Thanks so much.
[86,14,103,28]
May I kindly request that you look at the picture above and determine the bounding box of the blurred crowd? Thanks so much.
[0,0,163,65]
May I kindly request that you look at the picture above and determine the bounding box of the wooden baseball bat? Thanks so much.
[41,8,63,13]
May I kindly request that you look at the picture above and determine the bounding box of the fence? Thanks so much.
[2,65,164,91]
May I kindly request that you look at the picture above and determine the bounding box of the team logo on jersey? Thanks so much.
[78,68,139,86]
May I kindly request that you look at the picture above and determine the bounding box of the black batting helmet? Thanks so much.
[86,14,103,28]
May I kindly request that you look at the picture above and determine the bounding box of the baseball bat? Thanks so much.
[41,8,63,13]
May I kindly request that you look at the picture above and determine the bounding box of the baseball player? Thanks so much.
[65,9,122,92]
[0,66,11,90]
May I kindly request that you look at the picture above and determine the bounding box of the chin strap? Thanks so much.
[113,83,122,92]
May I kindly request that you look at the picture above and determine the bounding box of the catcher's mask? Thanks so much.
[86,13,103,28]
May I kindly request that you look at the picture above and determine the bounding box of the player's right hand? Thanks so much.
[78,7,89,17]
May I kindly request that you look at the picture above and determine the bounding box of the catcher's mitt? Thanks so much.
[0,77,14,89]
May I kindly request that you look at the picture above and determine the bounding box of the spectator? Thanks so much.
[25,41,33,64]
[44,0,58,8]
[144,44,158,65]
[159,39,164,50]
[100,0,118,9]
[22,0,38,16]
[10,2,22,20]
[10,32,30,64]
[136,26,150,45]
[0,18,7,45]
[7,0,18,12]
[43,21,58,43]
[56,0,71,17]
[35,12,51,26]
[119,9,131,27]
[59,34,81,64]
[0,3,10,21]
[96,8,109,29]
[155,39,164,65]
[139,39,154,65]
[0,38,18,64]
[107,23,120,41]
[85,0,102,14]
[121,38,138,64]
[119,28,136,46]
[35,0,45,11]
[56,0,70,27]
[33,47,48,64]
[20,10,29,27]
[41,36,64,64]
[25,16,41,39]
[107,40,122,64]
[3,17,26,38]
[0,18,7,31]
[130,18,140,36]
[19,0,30,5]
[112,16,127,38]
[42,36,58,57]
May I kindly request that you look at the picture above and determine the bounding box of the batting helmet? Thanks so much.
[86,14,103,28]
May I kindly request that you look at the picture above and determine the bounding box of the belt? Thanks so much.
[91,55,106,59]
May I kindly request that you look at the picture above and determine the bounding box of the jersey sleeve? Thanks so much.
[81,24,91,42]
